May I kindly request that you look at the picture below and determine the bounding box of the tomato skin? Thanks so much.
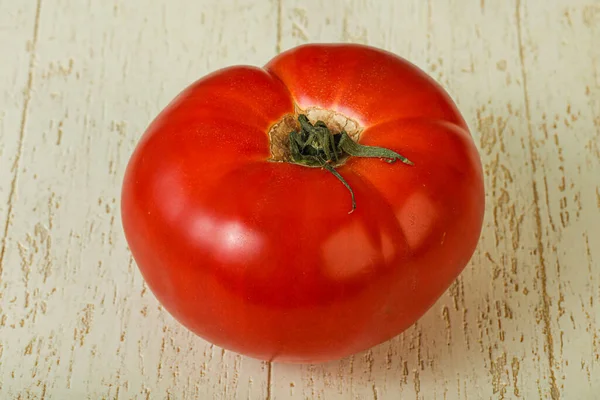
[121,44,485,363]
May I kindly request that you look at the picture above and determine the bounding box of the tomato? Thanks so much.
[121,43,485,363]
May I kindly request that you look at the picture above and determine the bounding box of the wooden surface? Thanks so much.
[0,0,599,398]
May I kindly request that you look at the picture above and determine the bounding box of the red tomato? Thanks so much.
[121,43,484,363]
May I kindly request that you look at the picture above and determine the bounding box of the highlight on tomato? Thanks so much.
[121,43,485,363]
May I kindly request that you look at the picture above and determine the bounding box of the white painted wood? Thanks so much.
[0,0,278,398]
[0,2,39,279]
[0,0,598,399]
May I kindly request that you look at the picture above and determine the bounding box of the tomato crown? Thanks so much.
[286,114,413,213]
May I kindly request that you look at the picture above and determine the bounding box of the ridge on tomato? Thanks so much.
[121,43,485,363]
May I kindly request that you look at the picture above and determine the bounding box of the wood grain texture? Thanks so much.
[0,1,278,398]
[0,0,598,399]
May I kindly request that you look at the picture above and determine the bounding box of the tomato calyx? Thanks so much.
[288,114,413,213]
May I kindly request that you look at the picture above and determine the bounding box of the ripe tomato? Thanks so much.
[121,43,484,363]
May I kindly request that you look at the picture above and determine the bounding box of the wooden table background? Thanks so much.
[1,0,599,399]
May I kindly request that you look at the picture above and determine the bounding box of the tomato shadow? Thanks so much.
[271,245,523,395]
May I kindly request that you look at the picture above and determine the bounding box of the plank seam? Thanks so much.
[276,0,282,54]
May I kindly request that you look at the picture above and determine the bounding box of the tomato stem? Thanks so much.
[289,114,413,213]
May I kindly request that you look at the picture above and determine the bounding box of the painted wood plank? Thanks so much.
[0,1,43,396]
[272,0,599,399]
[0,0,278,398]
[516,1,600,398]
[0,1,40,291]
